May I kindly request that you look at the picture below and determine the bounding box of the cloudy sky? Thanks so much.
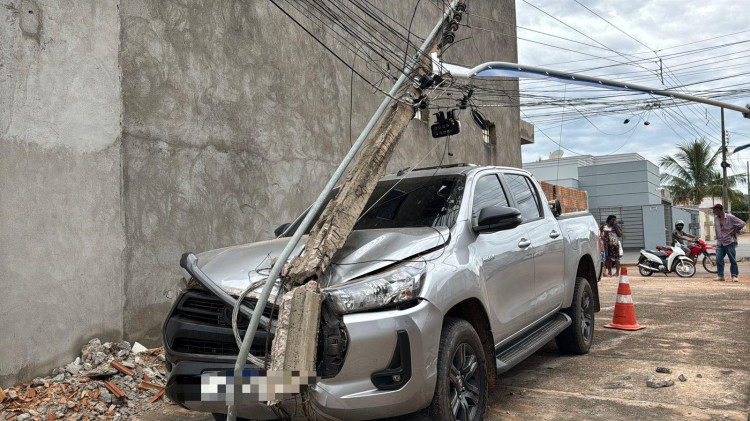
[509,0,749,176]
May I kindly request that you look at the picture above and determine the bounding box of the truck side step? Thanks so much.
[495,312,572,375]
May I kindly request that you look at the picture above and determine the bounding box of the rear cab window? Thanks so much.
[504,173,544,222]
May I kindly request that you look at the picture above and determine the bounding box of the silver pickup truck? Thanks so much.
[163,164,602,421]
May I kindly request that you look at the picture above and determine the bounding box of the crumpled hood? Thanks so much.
[195,227,449,296]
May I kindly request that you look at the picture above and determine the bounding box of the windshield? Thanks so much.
[283,175,465,236]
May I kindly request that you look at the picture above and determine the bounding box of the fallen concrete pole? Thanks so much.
[269,282,323,373]
[227,2,461,419]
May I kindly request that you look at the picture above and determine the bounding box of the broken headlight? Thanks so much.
[325,261,426,314]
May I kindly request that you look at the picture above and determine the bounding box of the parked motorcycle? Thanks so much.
[648,238,717,273]
[638,242,696,277]
[688,238,717,273]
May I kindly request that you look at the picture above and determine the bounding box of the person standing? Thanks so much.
[712,204,745,282]
[602,215,623,277]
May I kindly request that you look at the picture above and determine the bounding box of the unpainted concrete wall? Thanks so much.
[119,0,520,345]
[0,0,124,386]
[0,0,521,385]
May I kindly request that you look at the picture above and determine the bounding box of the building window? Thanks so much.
[482,122,496,145]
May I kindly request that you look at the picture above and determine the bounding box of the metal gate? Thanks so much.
[589,206,645,249]
[663,202,673,245]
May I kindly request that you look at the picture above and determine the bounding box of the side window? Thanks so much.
[505,174,543,221]
[471,174,510,223]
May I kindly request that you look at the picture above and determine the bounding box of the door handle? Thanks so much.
[549,230,560,239]
[518,238,531,248]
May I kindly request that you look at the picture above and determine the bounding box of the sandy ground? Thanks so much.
[141,263,750,421]
[485,264,750,421]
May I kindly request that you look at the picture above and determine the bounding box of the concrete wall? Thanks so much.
[1,0,520,385]
[579,160,662,208]
[0,0,124,386]
[119,0,520,345]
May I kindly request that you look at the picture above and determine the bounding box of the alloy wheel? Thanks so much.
[581,292,593,342]
[449,343,481,421]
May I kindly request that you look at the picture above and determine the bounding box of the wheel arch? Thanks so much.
[444,298,497,387]
[576,254,600,312]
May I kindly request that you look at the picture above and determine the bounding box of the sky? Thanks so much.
[510,0,750,179]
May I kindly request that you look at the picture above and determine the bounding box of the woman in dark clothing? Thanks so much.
[602,215,623,276]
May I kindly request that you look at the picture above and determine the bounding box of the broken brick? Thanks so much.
[149,389,164,403]
[109,361,135,377]
[102,381,126,399]
[137,381,164,391]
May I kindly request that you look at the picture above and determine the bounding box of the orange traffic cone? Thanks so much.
[604,267,646,331]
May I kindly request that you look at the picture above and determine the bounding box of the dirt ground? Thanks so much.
[142,263,750,421]
[486,263,750,421]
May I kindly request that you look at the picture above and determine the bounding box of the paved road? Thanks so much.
[141,266,750,421]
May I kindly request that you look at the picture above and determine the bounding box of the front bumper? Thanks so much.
[164,298,443,421]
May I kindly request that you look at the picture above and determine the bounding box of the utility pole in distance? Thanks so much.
[746,161,749,220]
[721,107,729,211]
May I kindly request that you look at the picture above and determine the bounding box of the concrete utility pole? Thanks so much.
[227,2,462,420]
[722,108,729,210]
[746,161,749,219]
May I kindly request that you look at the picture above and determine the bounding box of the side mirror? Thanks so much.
[473,206,522,233]
[274,223,291,237]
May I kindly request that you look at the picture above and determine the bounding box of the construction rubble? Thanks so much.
[1,339,171,421]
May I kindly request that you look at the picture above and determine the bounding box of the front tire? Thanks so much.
[674,259,696,278]
[428,318,488,421]
[556,277,594,354]
[703,253,718,273]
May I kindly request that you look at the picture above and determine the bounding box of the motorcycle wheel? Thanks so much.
[675,260,696,278]
[638,266,653,277]
[703,253,718,273]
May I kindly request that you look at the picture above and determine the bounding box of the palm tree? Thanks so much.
[660,138,745,205]
[707,171,745,204]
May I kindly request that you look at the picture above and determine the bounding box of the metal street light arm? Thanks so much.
[433,56,750,117]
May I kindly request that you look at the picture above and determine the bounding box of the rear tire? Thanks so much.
[428,318,488,421]
[556,277,594,355]
[638,266,653,277]
[703,253,718,273]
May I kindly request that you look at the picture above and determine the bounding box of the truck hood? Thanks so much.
[195,227,449,296]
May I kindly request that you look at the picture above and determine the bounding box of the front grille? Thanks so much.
[173,338,239,355]
[176,290,279,328]
[183,296,224,313]
[166,290,278,359]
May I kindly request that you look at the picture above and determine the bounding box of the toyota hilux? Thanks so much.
[163,163,602,420]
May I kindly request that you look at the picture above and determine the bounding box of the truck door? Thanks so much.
[468,173,536,341]
[503,174,565,322]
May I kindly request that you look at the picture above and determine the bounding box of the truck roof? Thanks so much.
[382,163,531,181]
